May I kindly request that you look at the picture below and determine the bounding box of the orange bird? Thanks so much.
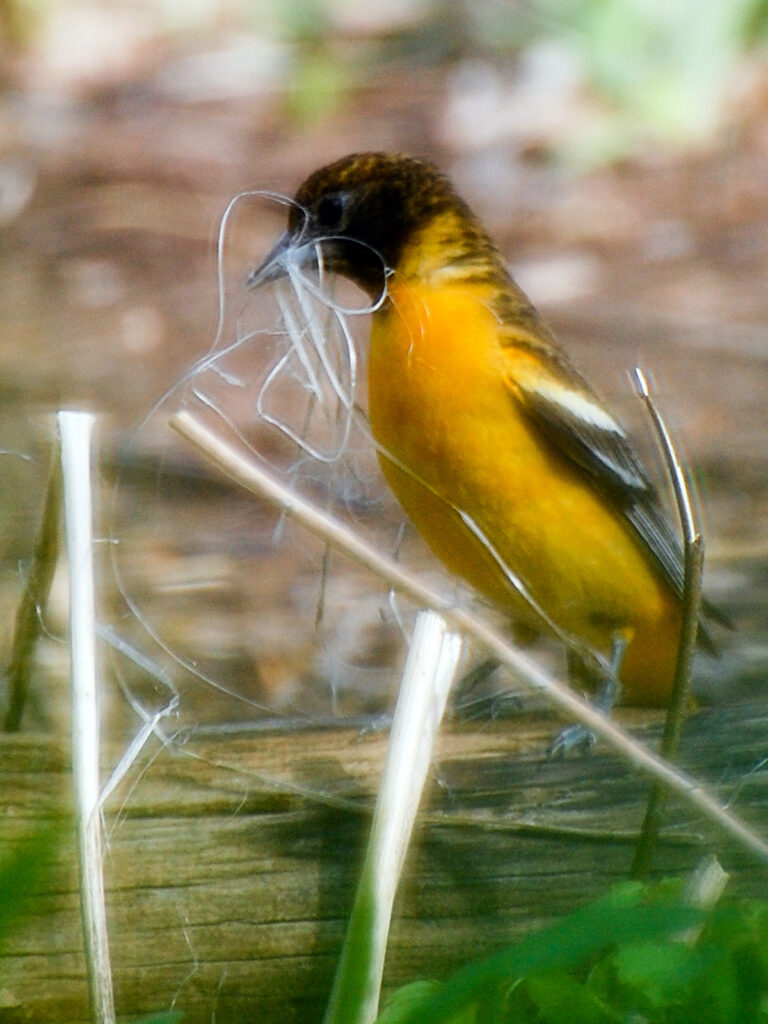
[249,152,723,708]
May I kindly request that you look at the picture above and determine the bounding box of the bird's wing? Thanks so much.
[499,335,686,599]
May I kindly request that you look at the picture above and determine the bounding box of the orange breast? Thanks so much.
[368,278,681,706]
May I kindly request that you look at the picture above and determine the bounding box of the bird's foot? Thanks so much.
[548,634,628,756]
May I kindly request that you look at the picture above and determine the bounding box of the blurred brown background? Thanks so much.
[1,4,768,1024]
[1,0,767,730]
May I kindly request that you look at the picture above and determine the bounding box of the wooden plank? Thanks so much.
[0,703,767,1023]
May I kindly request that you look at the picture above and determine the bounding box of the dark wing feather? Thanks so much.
[511,358,686,597]
[499,337,727,650]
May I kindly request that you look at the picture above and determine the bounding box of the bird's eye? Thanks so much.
[315,192,348,231]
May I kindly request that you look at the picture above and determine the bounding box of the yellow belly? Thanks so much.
[368,280,680,706]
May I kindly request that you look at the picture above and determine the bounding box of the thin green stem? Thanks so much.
[631,369,705,879]
[4,440,62,732]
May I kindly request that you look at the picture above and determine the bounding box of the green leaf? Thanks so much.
[0,821,60,950]
[527,972,621,1024]
[376,982,444,1024]
[400,884,702,1024]
[612,940,698,1008]
[687,956,742,1024]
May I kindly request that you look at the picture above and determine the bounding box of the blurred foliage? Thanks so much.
[286,50,349,121]
[377,879,768,1024]
[0,820,59,947]
[533,0,768,159]
[3,0,768,151]
[273,0,351,122]
[0,821,184,1022]
[0,0,46,46]
[129,1013,184,1023]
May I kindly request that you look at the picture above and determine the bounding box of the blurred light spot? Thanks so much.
[512,252,601,305]
[121,306,165,354]
[59,258,124,308]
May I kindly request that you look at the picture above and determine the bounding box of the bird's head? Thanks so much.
[248,152,461,299]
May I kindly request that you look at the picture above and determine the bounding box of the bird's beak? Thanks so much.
[247,230,319,289]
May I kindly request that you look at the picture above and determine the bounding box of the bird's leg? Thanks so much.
[593,633,628,713]
[549,634,628,757]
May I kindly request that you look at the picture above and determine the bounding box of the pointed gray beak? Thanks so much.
[247,231,321,289]
[247,230,292,288]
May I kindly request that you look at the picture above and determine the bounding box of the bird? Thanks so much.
[248,152,724,709]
